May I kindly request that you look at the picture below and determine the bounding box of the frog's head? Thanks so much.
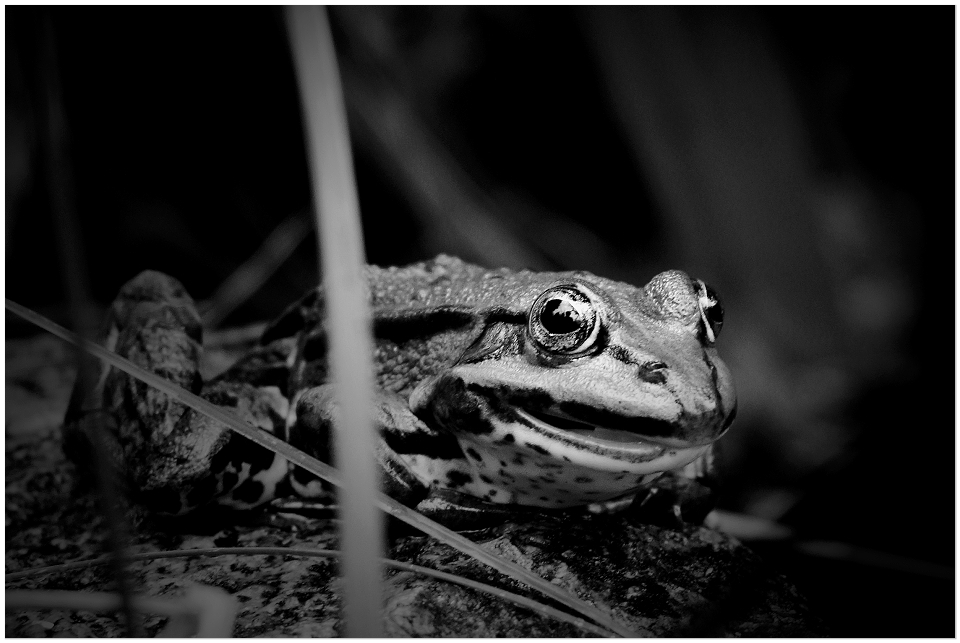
[410,269,737,508]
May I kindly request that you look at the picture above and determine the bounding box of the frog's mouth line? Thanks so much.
[516,408,676,450]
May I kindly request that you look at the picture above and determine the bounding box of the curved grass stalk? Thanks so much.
[4,298,635,637]
[6,547,614,637]
[202,212,312,329]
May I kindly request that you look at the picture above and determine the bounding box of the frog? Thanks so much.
[63,254,736,530]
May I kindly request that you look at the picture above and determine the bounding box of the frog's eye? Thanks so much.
[693,279,724,343]
[528,285,601,355]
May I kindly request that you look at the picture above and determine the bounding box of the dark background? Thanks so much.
[6,6,955,636]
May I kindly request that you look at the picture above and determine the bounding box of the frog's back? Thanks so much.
[260,256,513,397]
[365,254,628,315]
[366,254,496,309]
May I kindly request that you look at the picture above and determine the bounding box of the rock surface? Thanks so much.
[5,333,825,637]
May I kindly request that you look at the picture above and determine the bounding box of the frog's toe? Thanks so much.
[416,488,546,530]
[586,495,637,515]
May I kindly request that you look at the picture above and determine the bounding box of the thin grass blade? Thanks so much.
[284,6,385,636]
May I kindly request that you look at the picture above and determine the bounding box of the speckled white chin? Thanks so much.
[450,407,711,508]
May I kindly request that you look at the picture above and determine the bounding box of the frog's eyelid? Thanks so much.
[694,279,717,344]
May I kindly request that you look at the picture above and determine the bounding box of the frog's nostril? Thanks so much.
[638,361,668,384]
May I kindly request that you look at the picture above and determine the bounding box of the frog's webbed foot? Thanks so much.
[63,271,290,516]
[627,476,716,528]
[627,448,719,527]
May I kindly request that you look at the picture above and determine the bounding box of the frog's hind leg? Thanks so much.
[63,271,290,516]
[285,385,548,530]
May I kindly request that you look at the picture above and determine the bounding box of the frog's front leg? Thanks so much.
[626,448,720,527]
[63,271,290,515]
[288,385,518,528]
[287,386,437,509]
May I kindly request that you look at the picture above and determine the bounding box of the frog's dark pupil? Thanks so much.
[541,298,583,334]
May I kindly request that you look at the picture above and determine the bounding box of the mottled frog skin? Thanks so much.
[64,255,736,528]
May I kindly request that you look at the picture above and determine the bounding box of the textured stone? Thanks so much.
[6,333,824,637]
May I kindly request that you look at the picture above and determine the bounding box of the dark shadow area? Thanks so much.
[6,6,954,636]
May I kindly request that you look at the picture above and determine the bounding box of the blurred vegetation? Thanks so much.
[5,6,954,636]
